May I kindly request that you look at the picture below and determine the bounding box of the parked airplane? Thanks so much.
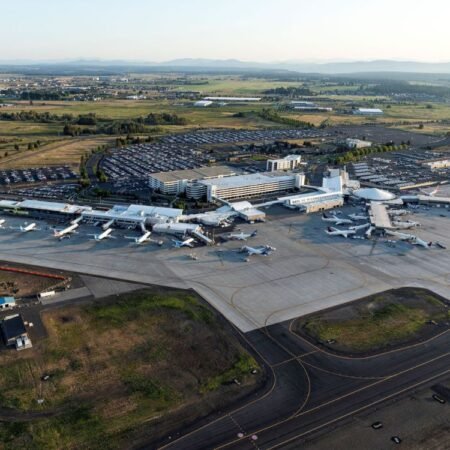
[125,231,163,246]
[348,213,368,221]
[348,223,371,232]
[322,213,353,226]
[172,237,195,248]
[392,220,420,229]
[384,230,415,240]
[419,186,440,197]
[325,226,356,238]
[223,230,257,241]
[11,222,41,232]
[88,228,115,241]
[388,209,409,216]
[365,226,375,238]
[0,219,6,228]
[240,245,276,256]
[411,237,432,249]
[53,223,79,239]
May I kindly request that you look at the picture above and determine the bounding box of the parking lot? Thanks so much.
[100,128,328,180]
[350,148,450,190]
[13,183,79,200]
[0,166,77,185]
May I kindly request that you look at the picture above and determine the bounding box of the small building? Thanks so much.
[194,100,213,107]
[0,297,16,309]
[266,155,302,172]
[353,108,384,116]
[340,138,372,149]
[1,314,32,350]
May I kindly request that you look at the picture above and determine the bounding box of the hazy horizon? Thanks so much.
[2,0,450,62]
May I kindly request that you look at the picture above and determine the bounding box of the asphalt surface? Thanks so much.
[154,319,450,450]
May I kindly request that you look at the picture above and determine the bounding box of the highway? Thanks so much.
[154,320,450,450]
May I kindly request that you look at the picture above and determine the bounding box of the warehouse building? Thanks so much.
[266,155,302,172]
[196,172,304,202]
[149,166,236,196]
[353,108,384,115]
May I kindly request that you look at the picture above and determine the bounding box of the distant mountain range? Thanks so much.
[1,58,450,75]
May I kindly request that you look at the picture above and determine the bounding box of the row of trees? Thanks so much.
[331,143,409,165]
[256,108,315,129]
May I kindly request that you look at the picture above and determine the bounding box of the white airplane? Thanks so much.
[194,212,236,227]
[223,230,258,241]
[411,236,432,249]
[388,209,409,216]
[88,228,116,241]
[348,213,368,221]
[172,237,195,248]
[348,223,371,232]
[322,213,353,226]
[11,222,41,232]
[0,219,6,228]
[385,230,415,241]
[240,245,276,256]
[53,223,79,239]
[392,220,420,229]
[125,231,163,246]
[365,226,375,238]
[419,186,440,197]
[325,226,356,238]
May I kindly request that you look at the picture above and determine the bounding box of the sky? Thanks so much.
[1,0,450,62]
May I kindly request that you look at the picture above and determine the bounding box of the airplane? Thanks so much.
[223,230,257,241]
[240,245,276,256]
[325,226,356,238]
[391,220,420,230]
[125,231,163,246]
[172,237,195,248]
[388,209,409,216]
[348,223,371,232]
[411,237,432,249]
[0,219,6,228]
[10,222,41,232]
[419,186,440,197]
[365,226,375,238]
[384,230,415,241]
[53,223,79,239]
[321,213,353,226]
[88,228,116,241]
[348,213,368,221]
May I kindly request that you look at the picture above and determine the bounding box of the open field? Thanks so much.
[0,136,115,171]
[294,287,450,354]
[0,288,260,449]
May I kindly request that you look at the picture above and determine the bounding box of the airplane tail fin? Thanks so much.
[251,230,258,237]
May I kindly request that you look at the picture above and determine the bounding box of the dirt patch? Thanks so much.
[293,287,450,355]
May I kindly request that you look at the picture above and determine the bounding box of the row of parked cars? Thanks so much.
[0,166,77,185]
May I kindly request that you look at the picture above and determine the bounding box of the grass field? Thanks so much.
[295,288,450,353]
[0,136,115,171]
[0,289,260,449]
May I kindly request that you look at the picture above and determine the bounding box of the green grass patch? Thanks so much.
[201,353,258,393]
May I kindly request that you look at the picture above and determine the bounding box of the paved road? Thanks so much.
[153,320,450,450]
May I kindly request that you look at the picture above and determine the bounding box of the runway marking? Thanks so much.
[266,367,450,450]
[271,350,319,367]
[213,352,450,449]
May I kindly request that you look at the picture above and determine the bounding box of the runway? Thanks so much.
[153,319,450,449]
